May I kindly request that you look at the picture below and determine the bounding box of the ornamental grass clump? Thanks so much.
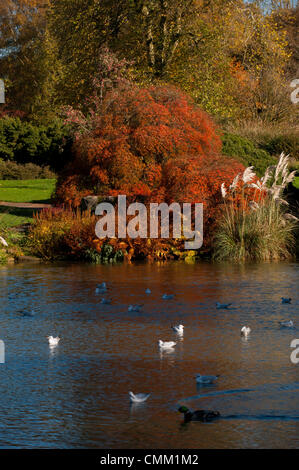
[213,153,298,262]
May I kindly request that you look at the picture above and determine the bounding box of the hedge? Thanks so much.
[0,117,72,171]
[222,133,276,176]
[0,160,56,180]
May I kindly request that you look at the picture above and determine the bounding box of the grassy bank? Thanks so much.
[0,179,56,263]
[0,179,56,228]
[0,179,56,203]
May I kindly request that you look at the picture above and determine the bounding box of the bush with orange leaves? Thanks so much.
[56,80,232,205]
[54,77,244,252]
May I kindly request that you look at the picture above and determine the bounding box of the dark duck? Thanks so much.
[178,406,220,423]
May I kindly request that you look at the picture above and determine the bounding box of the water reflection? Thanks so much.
[196,382,218,392]
[129,402,149,416]
[159,348,176,368]
[0,261,298,448]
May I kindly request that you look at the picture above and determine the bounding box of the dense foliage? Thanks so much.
[0,1,297,123]
[0,160,55,180]
[260,134,299,160]
[55,76,245,241]
[28,208,191,262]
[1,2,298,263]
[57,83,221,201]
[222,133,276,176]
[0,117,71,171]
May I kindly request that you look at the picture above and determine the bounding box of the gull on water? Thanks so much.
[129,391,150,403]
[47,336,60,346]
[100,298,111,305]
[279,320,294,328]
[96,282,107,294]
[128,304,143,312]
[241,326,251,337]
[18,309,35,317]
[195,373,220,384]
[162,294,174,300]
[216,302,232,309]
[172,324,184,335]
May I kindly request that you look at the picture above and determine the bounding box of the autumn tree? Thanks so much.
[1,0,294,123]
[0,0,62,120]
[48,0,294,121]
[165,0,294,120]
[49,0,212,102]
[55,50,244,240]
[126,0,201,78]
[271,3,299,76]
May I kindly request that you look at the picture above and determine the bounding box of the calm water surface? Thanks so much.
[0,261,298,448]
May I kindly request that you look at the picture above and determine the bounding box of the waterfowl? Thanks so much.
[145,289,151,294]
[158,340,176,350]
[47,336,60,346]
[172,324,184,334]
[96,282,107,294]
[281,297,292,304]
[129,391,150,403]
[9,293,20,300]
[18,309,35,317]
[279,320,294,328]
[162,294,174,300]
[100,298,111,305]
[178,406,220,423]
[128,304,143,312]
[195,373,219,384]
[216,302,232,309]
[241,326,251,337]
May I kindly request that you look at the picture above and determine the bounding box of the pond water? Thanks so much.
[0,261,298,449]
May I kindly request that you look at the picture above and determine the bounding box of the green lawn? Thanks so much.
[0,179,56,203]
[0,179,56,228]
[0,207,36,227]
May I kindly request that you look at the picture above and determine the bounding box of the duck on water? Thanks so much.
[178,406,221,423]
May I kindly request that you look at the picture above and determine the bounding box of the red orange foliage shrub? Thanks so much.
[54,56,245,253]
[57,87,243,212]
[56,82,225,203]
